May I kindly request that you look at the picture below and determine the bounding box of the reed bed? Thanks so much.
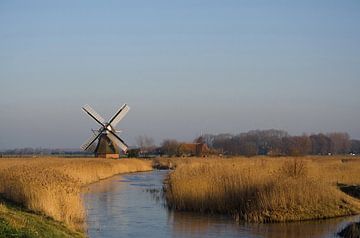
[164,156,360,222]
[0,158,152,230]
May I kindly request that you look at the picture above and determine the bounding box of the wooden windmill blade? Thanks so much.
[82,104,106,126]
[80,129,102,152]
[109,104,130,129]
[107,131,128,152]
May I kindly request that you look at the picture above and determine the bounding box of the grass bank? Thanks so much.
[0,157,152,234]
[164,156,360,222]
[0,198,84,238]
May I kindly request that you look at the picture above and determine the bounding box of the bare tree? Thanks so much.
[161,139,179,157]
[310,133,332,155]
[191,130,354,156]
[282,135,311,156]
[350,140,360,154]
[327,132,351,154]
[136,135,155,154]
[240,141,257,157]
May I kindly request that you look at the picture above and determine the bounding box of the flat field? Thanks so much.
[161,156,360,222]
[0,157,152,231]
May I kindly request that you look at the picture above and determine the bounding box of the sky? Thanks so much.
[0,0,359,149]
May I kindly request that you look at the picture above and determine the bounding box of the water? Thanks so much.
[82,170,359,238]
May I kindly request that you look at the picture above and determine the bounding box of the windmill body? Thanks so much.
[81,104,130,158]
[95,134,119,158]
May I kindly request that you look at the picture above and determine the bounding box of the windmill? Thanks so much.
[80,104,130,158]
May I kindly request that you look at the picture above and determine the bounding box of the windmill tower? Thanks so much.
[80,104,130,158]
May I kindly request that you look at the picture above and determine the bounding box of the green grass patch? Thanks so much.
[0,199,84,238]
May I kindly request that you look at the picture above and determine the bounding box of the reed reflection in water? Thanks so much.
[83,170,358,238]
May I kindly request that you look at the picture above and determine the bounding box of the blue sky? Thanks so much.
[0,0,359,149]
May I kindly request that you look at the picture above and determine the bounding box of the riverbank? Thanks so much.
[0,157,152,236]
[163,156,360,222]
[0,197,84,238]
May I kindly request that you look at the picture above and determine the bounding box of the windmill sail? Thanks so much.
[85,141,97,153]
[80,130,102,151]
[109,104,130,128]
[107,131,128,152]
[82,104,106,126]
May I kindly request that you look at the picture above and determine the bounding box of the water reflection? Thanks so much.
[246,216,360,238]
[168,211,246,238]
[82,170,359,238]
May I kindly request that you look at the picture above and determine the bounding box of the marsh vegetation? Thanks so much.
[0,157,152,233]
[163,156,360,222]
[1,156,359,237]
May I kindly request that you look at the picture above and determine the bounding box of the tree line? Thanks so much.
[193,130,360,157]
[2,130,359,157]
[0,148,90,156]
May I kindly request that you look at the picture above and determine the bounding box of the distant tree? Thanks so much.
[247,129,288,155]
[193,136,205,144]
[266,137,283,156]
[299,134,312,155]
[205,130,289,156]
[200,134,216,148]
[136,135,156,154]
[282,135,311,156]
[309,134,332,155]
[127,148,140,158]
[192,130,355,157]
[161,139,179,157]
[212,134,234,155]
[327,132,351,154]
[239,141,257,157]
[350,140,360,154]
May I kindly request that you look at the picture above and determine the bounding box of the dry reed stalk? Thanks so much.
[0,158,152,230]
[165,156,360,222]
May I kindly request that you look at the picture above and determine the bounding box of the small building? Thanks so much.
[177,143,210,157]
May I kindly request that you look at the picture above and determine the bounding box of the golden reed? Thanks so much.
[0,158,152,230]
[164,156,360,222]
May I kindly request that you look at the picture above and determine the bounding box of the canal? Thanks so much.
[83,170,359,238]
